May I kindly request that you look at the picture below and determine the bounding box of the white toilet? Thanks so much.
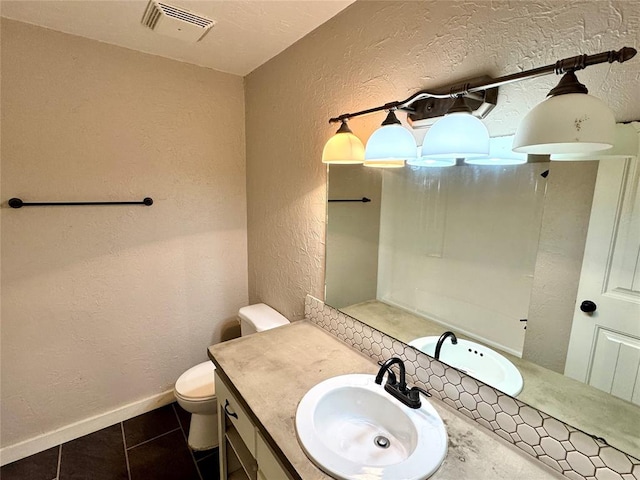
[174,303,290,450]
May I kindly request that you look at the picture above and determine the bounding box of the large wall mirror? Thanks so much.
[325,124,640,458]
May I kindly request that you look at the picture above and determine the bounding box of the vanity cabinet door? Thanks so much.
[215,373,257,456]
[215,373,295,480]
[256,433,292,480]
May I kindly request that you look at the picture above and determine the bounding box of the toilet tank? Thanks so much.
[239,303,290,336]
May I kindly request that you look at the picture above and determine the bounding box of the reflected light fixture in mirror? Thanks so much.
[513,71,616,155]
[407,156,457,167]
[466,135,528,165]
[420,96,490,161]
[321,120,365,164]
[363,110,416,168]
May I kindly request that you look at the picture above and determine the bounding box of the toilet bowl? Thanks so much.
[175,361,218,450]
[174,303,289,451]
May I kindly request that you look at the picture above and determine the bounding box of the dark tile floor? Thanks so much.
[1,403,219,480]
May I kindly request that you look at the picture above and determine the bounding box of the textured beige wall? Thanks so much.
[245,0,640,321]
[1,20,247,447]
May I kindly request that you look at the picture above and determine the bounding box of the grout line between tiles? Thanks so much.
[195,451,216,463]
[172,403,204,480]
[126,427,182,451]
[56,443,62,480]
[120,422,132,480]
[172,403,189,444]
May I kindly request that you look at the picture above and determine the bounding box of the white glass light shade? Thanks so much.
[321,131,365,164]
[421,112,490,159]
[550,123,638,161]
[364,124,417,168]
[466,135,527,165]
[513,93,615,155]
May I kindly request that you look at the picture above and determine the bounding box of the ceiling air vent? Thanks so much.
[141,1,215,42]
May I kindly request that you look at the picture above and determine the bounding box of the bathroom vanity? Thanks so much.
[208,320,564,480]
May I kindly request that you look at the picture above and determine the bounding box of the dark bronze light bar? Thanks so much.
[328,47,636,124]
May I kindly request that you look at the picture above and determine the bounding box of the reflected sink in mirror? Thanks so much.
[295,374,447,480]
[409,336,524,396]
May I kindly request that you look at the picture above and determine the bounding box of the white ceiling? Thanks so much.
[0,0,354,76]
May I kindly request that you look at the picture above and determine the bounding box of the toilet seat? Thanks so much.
[175,361,216,401]
[174,303,290,451]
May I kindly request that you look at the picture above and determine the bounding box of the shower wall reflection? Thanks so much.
[328,162,547,356]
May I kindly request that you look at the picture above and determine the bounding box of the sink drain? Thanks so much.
[374,435,390,449]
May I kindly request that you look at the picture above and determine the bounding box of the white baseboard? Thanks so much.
[0,390,176,466]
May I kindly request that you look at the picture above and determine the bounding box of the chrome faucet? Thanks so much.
[375,357,431,409]
[434,331,458,360]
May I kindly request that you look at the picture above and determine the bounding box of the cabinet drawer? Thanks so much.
[257,432,291,480]
[215,373,256,456]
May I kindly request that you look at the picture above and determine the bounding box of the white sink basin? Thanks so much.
[295,374,447,480]
[409,336,524,396]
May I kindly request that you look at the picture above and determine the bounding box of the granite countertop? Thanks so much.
[208,320,563,480]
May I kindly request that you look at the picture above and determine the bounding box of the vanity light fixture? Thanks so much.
[321,119,365,164]
[363,110,417,168]
[420,96,490,160]
[324,47,636,165]
[550,122,639,161]
[512,71,616,154]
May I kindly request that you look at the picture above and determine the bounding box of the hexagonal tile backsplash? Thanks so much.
[304,295,640,480]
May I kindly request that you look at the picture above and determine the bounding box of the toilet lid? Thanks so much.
[175,361,216,400]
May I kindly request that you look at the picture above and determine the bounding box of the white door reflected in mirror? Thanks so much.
[564,151,640,405]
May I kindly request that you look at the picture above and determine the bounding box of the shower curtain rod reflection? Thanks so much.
[8,197,154,208]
